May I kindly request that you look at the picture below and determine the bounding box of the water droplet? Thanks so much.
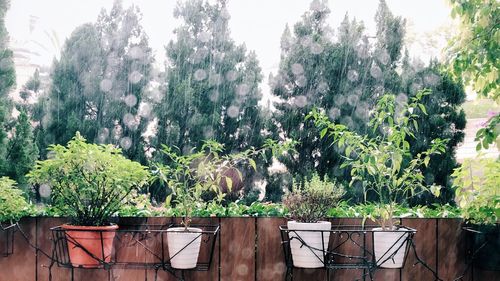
[370,63,382,79]
[100,79,113,92]
[236,83,249,96]
[124,95,138,107]
[291,63,304,76]
[424,73,440,86]
[120,137,132,150]
[294,95,307,107]
[123,113,138,130]
[334,95,346,106]
[203,127,214,138]
[347,70,359,82]
[194,69,207,81]
[0,58,12,71]
[39,184,52,198]
[98,128,110,143]
[328,107,341,119]
[300,35,312,47]
[128,71,143,84]
[310,0,323,11]
[296,76,307,87]
[378,49,390,65]
[209,90,219,102]
[138,103,152,118]
[318,82,329,93]
[236,264,249,276]
[227,105,240,118]
[220,8,231,20]
[225,70,238,82]
[107,54,120,67]
[310,42,323,54]
[347,94,359,106]
[128,46,144,59]
[198,31,211,43]
[209,73,222,86]
[396,93,408,105]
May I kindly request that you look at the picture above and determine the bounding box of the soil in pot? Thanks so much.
[373,227,409,268]
[167,227,202,269]
[62,224,118,268]
[287,221,331,268]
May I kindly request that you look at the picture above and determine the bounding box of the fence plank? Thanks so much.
[438,219,470,281]
[256,217,287,281]
[220,217,255,281]
[401,218,437,281]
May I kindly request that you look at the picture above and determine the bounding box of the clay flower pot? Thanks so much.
[62,224,118,268]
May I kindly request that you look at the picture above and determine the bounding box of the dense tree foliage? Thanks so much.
[0,0,15,175]
[153,0,266,197]
[447,0,499,101]
[35,1,154,162]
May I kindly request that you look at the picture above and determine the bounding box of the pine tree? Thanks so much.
[6,110,38,188]
[0,0,15,175]
[35,1,154,162]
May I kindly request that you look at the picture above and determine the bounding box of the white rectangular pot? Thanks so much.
[373,227,409,268]
[287,221,331,268]
[167,227,202,269]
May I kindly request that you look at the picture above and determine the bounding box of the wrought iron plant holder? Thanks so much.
[0,223,16,257]
[280,224,441,281]
[453,225,500,281]
[47,224,219,281]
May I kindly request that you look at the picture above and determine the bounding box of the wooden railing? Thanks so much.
[0,217,497,281]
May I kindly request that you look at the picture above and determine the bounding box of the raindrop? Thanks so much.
[340,116,354,129]
[209,90,219,102]
[128,71,143,84]
[147,88,163,103]
[107,55,120,67]
[112,125,123,140]
[347,70,359,82]
[294,95,308,108]
[370,63,382,79]
[194,69,207,81]
[220,7,231,20]
[347,94,359,106]
[291,63,304,76]
[296,75,307,87]
[410,82,422,94]
[310,0,323,11]
[100,79,113,92]
[225,70,238,82]
[138,103,153,118]
[198,31,211,43]
[227,105,240,118]
[300,35,312,47]
[328,107,341,119]
[120,137,132,150]
[39,184,52,198]
[124,94,138,107]
[317,82,329,93]
[378,49,390,65]
[310,42,323,55]
[41,115,52,129]
[97,128,110,143]
[192,48,209,64]
[203,127,214,138]
[236,264,249,276]
[374,85,385,96]
[128,46,144,59]
[236,83,250,96]
[209,73,222,86]
[334,95,346,106]
[0,58,11,71]
[123,113,138,130]
[424,73,440,86]
[396,93,408,105]
[355,103,370,120]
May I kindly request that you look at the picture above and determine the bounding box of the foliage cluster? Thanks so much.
[283,174,344,223]
[0,177,31,223]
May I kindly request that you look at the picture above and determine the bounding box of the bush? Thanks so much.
[0,177,31,223]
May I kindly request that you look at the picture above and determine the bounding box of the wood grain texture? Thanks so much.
[256,217,287,281]
[220,217,255,281]
[437,219,470,281]
[401,218,437,281]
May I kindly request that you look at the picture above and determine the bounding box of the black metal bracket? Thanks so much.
[0,223,16,257]
[280,224,442,281]
[45,224,219,281]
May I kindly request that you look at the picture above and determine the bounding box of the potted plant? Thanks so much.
[453,156,499,270]
[283,173,344,268]
[27,132,150,268]
[155,139,294,269]
[309,90,447,268]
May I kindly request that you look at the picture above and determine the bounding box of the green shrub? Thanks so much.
[0,177,31,223]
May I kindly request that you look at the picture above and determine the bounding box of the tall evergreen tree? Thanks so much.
[35,1,153,162]
[6,110,38,188]
[154,0,264,156]
[403,61,466,204]
[0,0,15,175]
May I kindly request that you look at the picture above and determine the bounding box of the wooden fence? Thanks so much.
[0,217,498,281]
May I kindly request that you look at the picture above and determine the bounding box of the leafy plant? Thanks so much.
[27,132,150,226]
[0,177,31,223]
[474,113,500,151]
[453,157,500,225]
[283,173,344,223]
[309,90,448,230]
[153,139,295,229]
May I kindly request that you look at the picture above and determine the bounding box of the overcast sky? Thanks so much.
[6,0,454,88]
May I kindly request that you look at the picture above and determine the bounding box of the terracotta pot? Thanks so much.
[373,227,409,268]
[287,221,331,268]
[167,227,202,269]
[61,224,118,268]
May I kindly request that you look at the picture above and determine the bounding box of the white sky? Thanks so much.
[6,0,454,89]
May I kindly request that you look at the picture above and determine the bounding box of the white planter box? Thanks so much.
[287,221,331,268]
